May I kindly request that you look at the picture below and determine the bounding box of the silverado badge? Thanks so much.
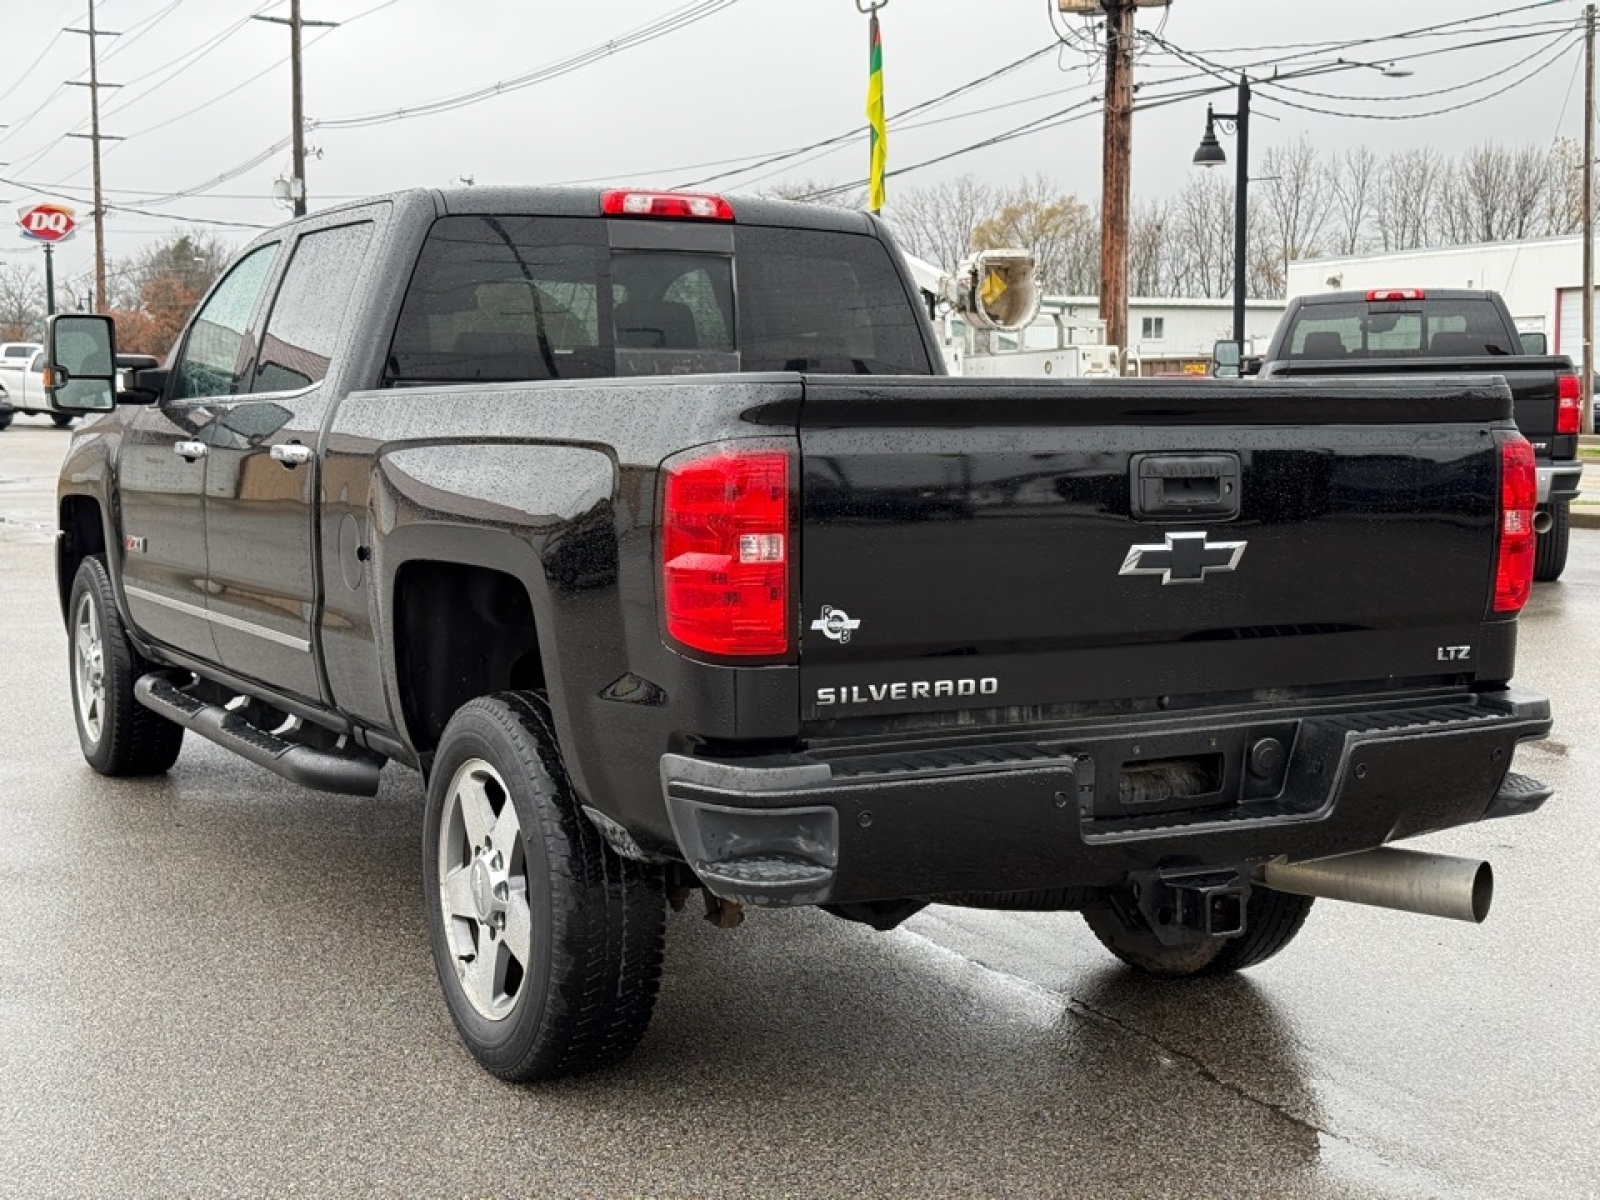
[1120,531,1246,585]
[810,605,862,643]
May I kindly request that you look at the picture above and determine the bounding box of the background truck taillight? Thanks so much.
[661,448,792,658]
[1493,438,1537,614]
[1556,372,1582,435]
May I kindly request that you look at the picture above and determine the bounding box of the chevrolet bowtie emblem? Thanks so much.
[1120,531,1246,585]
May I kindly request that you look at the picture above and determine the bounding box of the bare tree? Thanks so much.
[1258,136,1332,292]
[1169,170,1235,298]
[1330,145,1379,256]
[1128,199,1170,296]
[883,175,998,271]
[1373,146,1443,251]
[1436,143,1549,244]
[0,263,46,342]
[1541,137,1586,235]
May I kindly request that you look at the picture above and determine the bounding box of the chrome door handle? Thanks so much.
[269,443,313,467]
[173,440,207,460]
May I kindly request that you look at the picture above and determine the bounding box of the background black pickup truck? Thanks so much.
[47,189,1553,1081]
[1257,288,1582,581]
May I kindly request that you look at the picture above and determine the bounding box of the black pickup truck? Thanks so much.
[47,189,1553,1081]
[1257,288,1583,581]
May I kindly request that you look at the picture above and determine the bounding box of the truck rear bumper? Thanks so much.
[660,688,1552,907]
[1538,461,1582,504]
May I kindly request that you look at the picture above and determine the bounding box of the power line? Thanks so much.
[800,15,1587,202]
[676,44,1061,190]
[1177,1,1579,62]
[0,27,69,110]
[1256,36,1583,120]
[0,175,272,229]
[316,0,743,131]
[1251,28,1580,101]
[1146,25,1583,122]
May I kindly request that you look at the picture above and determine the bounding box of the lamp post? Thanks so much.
[1192,75,1250,361]
[1192,61,1412,361]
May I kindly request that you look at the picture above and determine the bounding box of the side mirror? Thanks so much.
[45,313,118,412]
[1210,339,1241,378]
[1519,332,1547,356]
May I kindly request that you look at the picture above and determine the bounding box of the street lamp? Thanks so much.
[1192,61,1412,361]
[1192,75,1252,363]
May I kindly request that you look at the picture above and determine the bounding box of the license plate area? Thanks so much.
[1085,721,1300,824]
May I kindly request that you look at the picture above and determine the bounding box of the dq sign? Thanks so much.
[17,203,78,243]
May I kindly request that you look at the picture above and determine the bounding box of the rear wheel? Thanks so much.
[1081,884,1314,978]
[422,692,665,1080]
[1533,500,1569,582]
[67,555,184,775]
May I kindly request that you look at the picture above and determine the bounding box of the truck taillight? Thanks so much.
[1493,438,1537,614]
[661,448,791,658]
[1556,372,1582,435]
[1366,288,1424,301]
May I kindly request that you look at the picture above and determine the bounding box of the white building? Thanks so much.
[1286,235,1588,354]
[1029,296,1286,374]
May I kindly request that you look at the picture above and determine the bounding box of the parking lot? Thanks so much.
[2,415,1597,1199]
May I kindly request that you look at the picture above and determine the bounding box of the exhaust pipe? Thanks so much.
[1533,509,1554,534]
[1259,847,1492,924]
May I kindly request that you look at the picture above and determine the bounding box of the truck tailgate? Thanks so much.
[1262,356,1571,453]
[797,377,1514,723]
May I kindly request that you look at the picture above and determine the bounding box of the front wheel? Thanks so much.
[422,692,665,1081]
[51,412,75,428]
[67,556,184,775]
[1533,500,1569,582]
[1081,884,1314,978]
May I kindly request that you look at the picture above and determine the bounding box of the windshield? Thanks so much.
[384,214,934,386]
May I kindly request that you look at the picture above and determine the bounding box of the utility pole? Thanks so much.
[1583,2,1595,434]
[1098,0,1135,364]
[254,1,337,217]
[64,1,121,312]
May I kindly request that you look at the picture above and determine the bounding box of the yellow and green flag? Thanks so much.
[867,12,887,213]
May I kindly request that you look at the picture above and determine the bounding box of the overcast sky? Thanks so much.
[0,0,1588,291]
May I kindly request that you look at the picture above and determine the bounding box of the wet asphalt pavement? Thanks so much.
[1,416,1597,1199]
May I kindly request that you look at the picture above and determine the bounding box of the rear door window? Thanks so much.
[734,225,932,374]
[253,221,375,393]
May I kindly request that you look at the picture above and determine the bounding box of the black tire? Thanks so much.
[67,555,184,776]
[0,411,11,432]
[1081,884,1314,979]
[422,692,665,1081]
[51,412,75,428]
[1533,500,1569,583]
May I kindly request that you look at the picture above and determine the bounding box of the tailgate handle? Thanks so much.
[1131,453,1240,520]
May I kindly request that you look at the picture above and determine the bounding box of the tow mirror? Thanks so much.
[1520,332,1547,356]
[45,313,117,412]
[1211,339,1240,378]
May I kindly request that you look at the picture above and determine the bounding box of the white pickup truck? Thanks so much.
[0,343,76,427]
